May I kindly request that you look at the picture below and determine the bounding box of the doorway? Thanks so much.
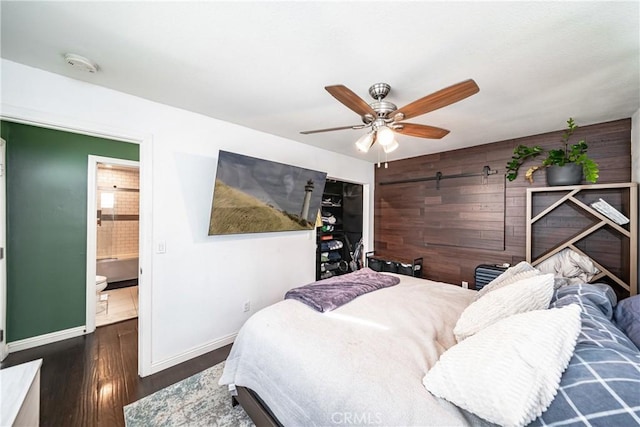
[0,138,6,361]
[86,157,140,332]
[87,156,140,332]
[317,179,364,280]
[0,115,152,376]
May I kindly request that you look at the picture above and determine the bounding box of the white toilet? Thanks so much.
[96,276,108,314]
[96,275,108,293]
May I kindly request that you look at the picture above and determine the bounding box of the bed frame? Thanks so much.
[232,386,282,426]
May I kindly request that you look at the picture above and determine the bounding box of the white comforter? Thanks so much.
[219,274,484,426]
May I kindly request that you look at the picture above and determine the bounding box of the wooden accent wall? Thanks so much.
[374,118,632,287]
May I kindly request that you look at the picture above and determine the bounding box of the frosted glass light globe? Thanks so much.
[376,126,395,146]
[383,139,399,153]
[355,132,374,152]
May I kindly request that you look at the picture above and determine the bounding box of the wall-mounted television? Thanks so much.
[208,150,327,235]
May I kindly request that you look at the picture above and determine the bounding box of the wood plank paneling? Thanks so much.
[380,169,505,251]
[375,118,632,288]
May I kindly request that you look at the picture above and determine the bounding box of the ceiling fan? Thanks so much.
[300,79,479,154]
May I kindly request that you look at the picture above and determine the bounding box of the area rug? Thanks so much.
[124,362,254,426]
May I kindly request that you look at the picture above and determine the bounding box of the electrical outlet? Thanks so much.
[243,301,251,312]
[156,240,166,254]
[461,281,469,289]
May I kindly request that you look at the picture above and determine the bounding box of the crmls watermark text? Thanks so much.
[331,412,383,425]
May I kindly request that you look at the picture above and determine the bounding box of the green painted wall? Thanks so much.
[1,121,139,342]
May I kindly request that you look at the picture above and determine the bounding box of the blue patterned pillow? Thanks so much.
[531,284,640,426]
[615,294,640,350]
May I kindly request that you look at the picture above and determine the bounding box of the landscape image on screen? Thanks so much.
[209,151,327,235]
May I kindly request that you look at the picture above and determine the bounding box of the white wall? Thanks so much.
[1,59,375,375]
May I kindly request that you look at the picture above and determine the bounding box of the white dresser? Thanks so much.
[0,359,42,426]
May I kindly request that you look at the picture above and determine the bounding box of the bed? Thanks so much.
[219,267,640,426]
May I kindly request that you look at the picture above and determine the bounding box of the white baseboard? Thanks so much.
[7,326,86,353]
[148,333,237,375]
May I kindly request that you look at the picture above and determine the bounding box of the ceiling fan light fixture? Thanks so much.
[376,126,395,146]
[355,132,375,153]
[383,139,399,154]
[300,79,479,162]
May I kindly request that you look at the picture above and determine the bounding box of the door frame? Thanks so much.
[0,138,7,361]
[1,106,153,376]
[86,156,140,333]
[326,176,372,256]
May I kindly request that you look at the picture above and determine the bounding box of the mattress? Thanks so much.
[219,274,490,426]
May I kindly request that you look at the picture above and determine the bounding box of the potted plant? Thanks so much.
[505,118,599,185]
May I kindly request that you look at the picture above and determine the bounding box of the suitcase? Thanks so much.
[474,264,509,290]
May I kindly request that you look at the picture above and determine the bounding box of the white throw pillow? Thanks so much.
[455,273,554,342]
[475,261,540,300]
[424,304,582,427]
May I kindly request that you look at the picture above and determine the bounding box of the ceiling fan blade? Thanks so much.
[389,79,479,121]
[325,85,377,117]
[394,123,450,139]
[300,124,366,135]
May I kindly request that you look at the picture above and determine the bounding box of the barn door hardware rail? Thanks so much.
[379,165,497,189]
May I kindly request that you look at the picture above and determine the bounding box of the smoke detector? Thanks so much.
[64,53,98,73]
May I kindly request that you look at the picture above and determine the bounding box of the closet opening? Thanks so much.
[317,179,364,280]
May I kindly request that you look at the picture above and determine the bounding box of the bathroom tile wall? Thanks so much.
[97,166,140,259]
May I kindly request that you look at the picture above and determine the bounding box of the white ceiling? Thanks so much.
[1,1,638,163]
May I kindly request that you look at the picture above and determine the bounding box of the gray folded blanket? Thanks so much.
[284,268,400,312]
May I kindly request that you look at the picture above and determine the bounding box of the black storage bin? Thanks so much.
[368,258,383,272]
[474,264,509,290]
[397,263,414,276]
[382,261,399,273]
[366,252,423,278]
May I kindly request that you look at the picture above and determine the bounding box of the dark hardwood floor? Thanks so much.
[1,319,232,427]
